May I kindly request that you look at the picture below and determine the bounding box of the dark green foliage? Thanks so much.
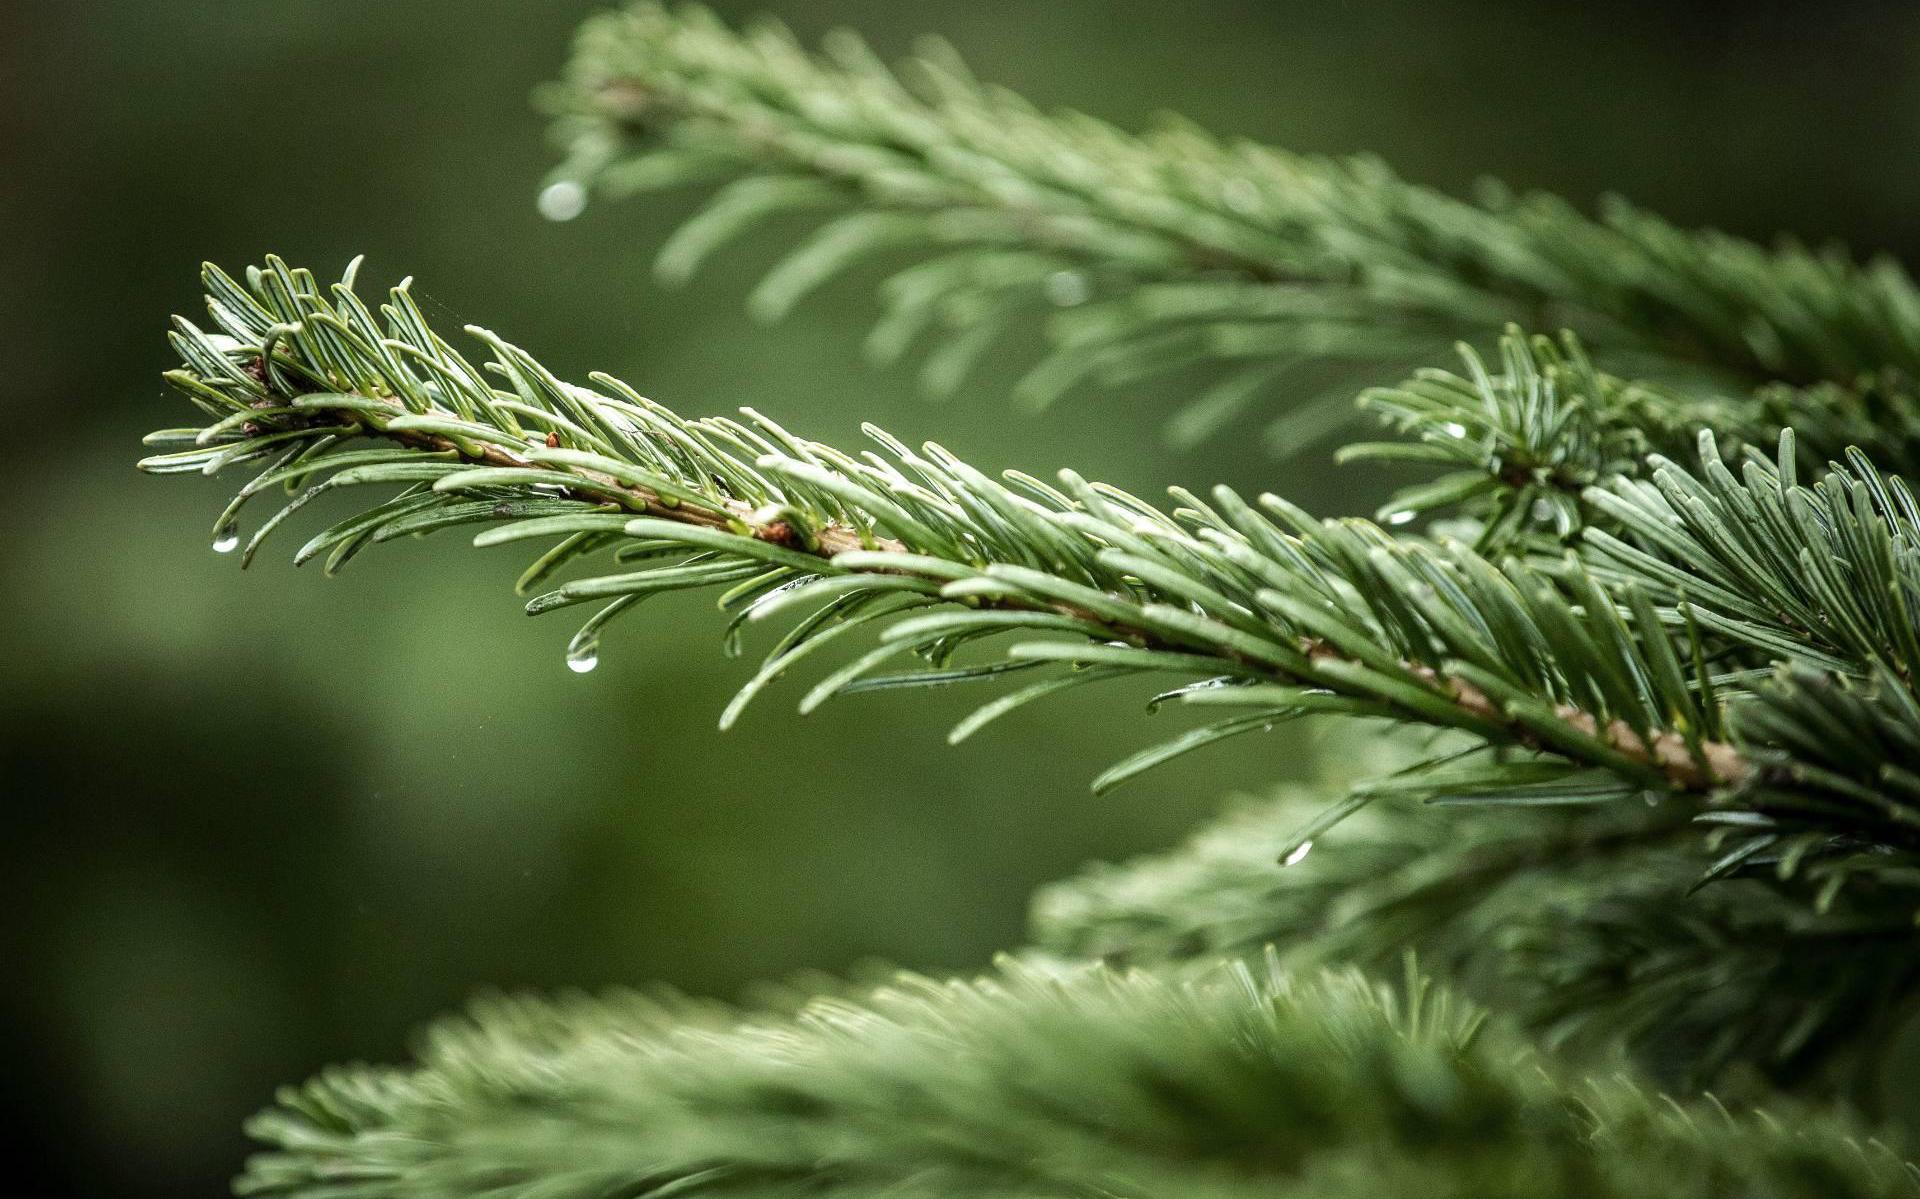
[1031,741,1920,1099]
[238,960,1917,1199]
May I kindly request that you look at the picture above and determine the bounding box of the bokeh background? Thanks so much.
[10,1,1920,1194]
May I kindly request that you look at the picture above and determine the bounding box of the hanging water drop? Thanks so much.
[212,528,239,554]
[1386,509,1417,527]
[538,180,588,223]
[566,640,600,673]
[1282,840,1313,866]
[1442,422,1468,438]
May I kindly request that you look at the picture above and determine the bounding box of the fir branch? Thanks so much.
[1029,747,1920,1097]
[541,2,1920,446]
[237,958,1918,1199]
[147,256,1920,955]
[143,258,1768,806]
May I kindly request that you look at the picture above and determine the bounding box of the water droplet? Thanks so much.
[1442,422,1468,438]
[212,530,239,554]
[1283,840,1314,867]
[1044,270,1090,307]
[538,180,588,223]
[1386,510,1417,527]
[565,640,599,673]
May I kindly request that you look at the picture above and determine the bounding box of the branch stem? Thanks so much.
[286,387,1751,793]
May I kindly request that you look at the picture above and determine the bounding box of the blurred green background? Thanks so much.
[10,1,1920,1194]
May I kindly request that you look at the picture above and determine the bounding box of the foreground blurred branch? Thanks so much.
[238,960,1920,1199]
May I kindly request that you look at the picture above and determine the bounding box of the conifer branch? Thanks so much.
[143,259,1920,862]
[236,957,1919,1199]
[143,259,1766,800]
[542,2,1920,447]
[1031,750,1920,1096]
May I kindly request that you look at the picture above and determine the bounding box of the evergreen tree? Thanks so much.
[141,4,1920,1193]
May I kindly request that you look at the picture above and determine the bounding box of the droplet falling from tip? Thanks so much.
[1282,840,1313,866]
[538,181,588,222]
[566,643,599,673]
